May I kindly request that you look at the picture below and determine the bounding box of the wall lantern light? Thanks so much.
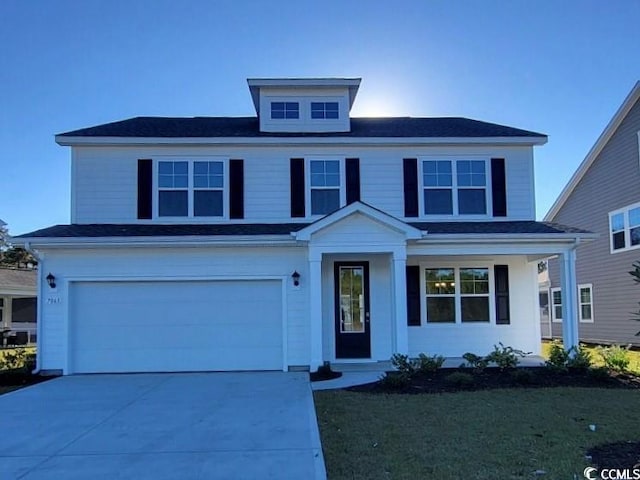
[46,273,56,289]
[291,271,301,287]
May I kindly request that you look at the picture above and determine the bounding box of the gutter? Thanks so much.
[23,242,42,375]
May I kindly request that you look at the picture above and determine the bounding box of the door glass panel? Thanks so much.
[339,266,364,333]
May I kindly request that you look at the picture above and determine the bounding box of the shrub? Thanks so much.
[545,340,570,372]
[545,342,592,373]
[485,343,528,371]
[444,372,474,388]
[598,345,630,372]
[390,353,415,377]
[378,371,411,390]
[0,348,33,371]
[462,352,489,373]
[510,369,535,385]
[588,366,611,382]
[414,353,445,374]
[567,345,592,372]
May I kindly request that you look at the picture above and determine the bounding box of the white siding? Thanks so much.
[72,144,536,224]
[408,256,540,357]
[38,246,308,373]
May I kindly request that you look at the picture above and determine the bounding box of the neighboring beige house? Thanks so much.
[0,267,37,345]
[545,81,640,346]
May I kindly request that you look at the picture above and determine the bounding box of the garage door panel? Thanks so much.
[70,280,283,373]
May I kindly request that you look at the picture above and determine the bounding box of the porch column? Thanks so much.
[392,250,409,355]
[559,247,579,351]
[309,252,323,371]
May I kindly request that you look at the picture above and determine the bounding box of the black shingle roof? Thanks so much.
[57,117,545,139]
[15,221,588,239]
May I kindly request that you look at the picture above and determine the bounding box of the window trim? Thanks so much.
[152,157,229,221]
[551,287,563,323]
[270,101,299,120]
[578,283,594,323]
[609,201,640,253]
[418,157,492,218]
[305,157,346,218]
[311,101,340,120]
[418,262,496,326]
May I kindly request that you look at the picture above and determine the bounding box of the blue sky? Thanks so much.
[1,0,638,235]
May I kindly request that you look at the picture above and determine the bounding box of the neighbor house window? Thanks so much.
[551,288,562,322]
[609,203,640,252]
[271,102,299,119]
[424,267,491,324]
[422,159,487,215]
[310,160,341,215]
[311,102,339,119]
[157,160,225,218]
[578,284,594,323]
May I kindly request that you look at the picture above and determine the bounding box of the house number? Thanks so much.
[46,297,61,304]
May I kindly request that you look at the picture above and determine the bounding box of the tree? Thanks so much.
[628,261,640,336]
[0,222,37,268]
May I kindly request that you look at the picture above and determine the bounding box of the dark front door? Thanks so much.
[334,262,371,359]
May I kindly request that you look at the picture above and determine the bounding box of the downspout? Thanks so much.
[23,242,42,375]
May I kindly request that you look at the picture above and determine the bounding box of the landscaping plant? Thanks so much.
[598,345,630,372]
[485,342,529,371]
[414,353,445,374]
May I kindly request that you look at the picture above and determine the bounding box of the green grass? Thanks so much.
[541,341,640,374]
[315,388,640,479]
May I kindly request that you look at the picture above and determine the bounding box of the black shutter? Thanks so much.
[290,158,305,217]
[406,265,421,326]
[494,265,510,325]
[491,158,507,217]
[403,158,419,217]
[345,158,361,204]
[137,159,152,220]
[229,159,244,219]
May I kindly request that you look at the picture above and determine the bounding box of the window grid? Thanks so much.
[311,102,339,119]
[609,203,640,253]
[551,288,562,322]
[425,268,456,324]
[422,160,487,216]
[459,268,490,323]
[271,102,299,119]
[578,284,594,323]
[310,160,341,216]
[156,160,226,218]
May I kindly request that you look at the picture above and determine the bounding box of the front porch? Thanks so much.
[293,202,594,371]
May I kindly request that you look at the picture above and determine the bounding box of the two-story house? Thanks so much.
[544,81,640,346]
[16,78,593,375]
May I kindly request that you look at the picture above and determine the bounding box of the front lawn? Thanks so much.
[315,388,640,479]
[541,341,640,374]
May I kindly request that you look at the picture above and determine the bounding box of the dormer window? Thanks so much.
[271,102,299,119]
[311,102,339,119]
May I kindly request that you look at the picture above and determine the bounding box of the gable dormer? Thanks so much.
[247,78,361,133]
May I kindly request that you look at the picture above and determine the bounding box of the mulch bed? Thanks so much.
[310,370,343,382]
[0,370,52,389]
[346,367,640,394]
[588,441,640,470]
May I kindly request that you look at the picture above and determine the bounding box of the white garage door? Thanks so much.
[69,280,283,374]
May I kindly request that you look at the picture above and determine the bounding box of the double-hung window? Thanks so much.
[271,102,299,119]
[609,203,640,252]
[551,288,562,322]
[311,102,339,119]
[310,160,341,215]
[424,267,491,324]
[157,160,225,218]
[422,159,487,215]
[578,284,594,323]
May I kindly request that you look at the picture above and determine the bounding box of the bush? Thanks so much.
[510,369,535,385]
[598,345,630,372]
[390,353,415,377]
[588,366,612,382]
[378,371,411,390]
[567,345,592,372]
[0,348,34,371]
[485,343,528,371]
[462,352,489,373]
[444,372,474,388]
[545,341,592,373]
[414,353,445,374]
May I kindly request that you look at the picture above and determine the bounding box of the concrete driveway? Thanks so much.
[0,372,325,480]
